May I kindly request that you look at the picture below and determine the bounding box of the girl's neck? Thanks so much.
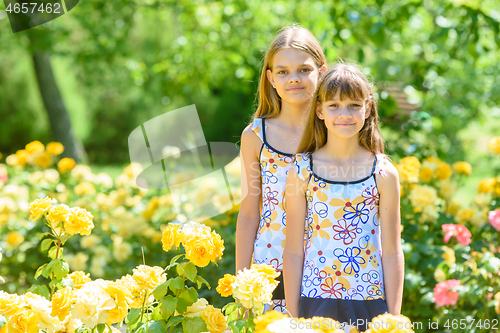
[275,100,310,128]
[321,134,368,162]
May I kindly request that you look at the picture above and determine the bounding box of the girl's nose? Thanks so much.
[289,72,300,83]
[338,106,352,118]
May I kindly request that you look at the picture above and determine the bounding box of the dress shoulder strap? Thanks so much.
[251,118,265,143]
[374,154,388,178]
[294,153,312,181]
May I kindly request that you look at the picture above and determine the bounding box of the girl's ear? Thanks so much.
[316,101,324,120]
[319,64,327,75]
[266,69,275,88]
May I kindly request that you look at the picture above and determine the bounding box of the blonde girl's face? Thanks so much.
[266,48,324,107]
[316,93,371,140]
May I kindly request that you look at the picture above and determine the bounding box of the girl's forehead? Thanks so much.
[272,48,317,67]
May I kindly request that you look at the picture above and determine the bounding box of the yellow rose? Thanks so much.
[434,268,446,282]
[441,246,455,264]
[161,223,182,252]
[68,271,92,289]
[25,141,45,154]
[118,275,148,308]
[477,178,497,193]
[408,185,438,210]
[434,162,453,180]
[396,157,421,183]
[437,180,456,201]
[58,158,76,174]
[103,281,132,324]
[65,253,89,272]
[419,166,433,183]
[8,309,39,333]
[446,200,461,216]
[216,274,235,297]
[46,142,64,155]
[181,298,208,317]
[201,305,227,333]
[15,150,28,167]
[51,287,74,321]
[452,161,472,176]
[72,284,115,328]
[35,152,53,169]
[253,310,286,332]
[184,236,215,268]
[74,182,96,196]
[494,292,500,314]
[80,235,101,249]
[4,231,24,247]
[488,136,500,155]
[455,208,475,224]
[132,265,167,291]
[142,197,159,220]
[366,313,415,333]
[0,291,23,317]
[65,207,94,236]
[211,231,224,262]
[46,204,72,234]
[29,196,57,221]
[251,264,280,285]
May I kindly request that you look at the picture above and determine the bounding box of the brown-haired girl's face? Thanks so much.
[266,48,323,107]
[316,92,371,140]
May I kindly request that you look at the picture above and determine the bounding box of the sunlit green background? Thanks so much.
[1,0,500,330]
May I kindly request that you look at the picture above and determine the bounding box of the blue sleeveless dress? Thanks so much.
[252,118,294,314]
[294,153,389,332]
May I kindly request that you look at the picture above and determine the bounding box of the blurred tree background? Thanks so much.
[0,0,499,164]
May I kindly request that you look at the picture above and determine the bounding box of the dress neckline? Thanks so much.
[261,118,294,157]
[309,154,378,185]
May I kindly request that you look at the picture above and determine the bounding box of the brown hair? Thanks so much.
[297,61,385,154]
[253,24,327,119]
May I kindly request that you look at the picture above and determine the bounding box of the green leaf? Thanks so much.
[151,305,162,321]
[229,320,246,333]
[160,295,177,320]
[183,262,197,282]
[51,259,69,280]
[170,254,184,265]
[27,285,50,300]
[146,321,168,333]
[152,280,171,300]
[41,238,54,252]
[97,323,106,333]
[35,264,47,280]
[0,315,8,329]
[169,276,184,293]
[182,316,207,333]
[176,298,188,315]
[126,308,141,326]
[179,287,198,306]
[48,246,63,260]
[195,276,210,289]
[38,232,52,240]
[176,262,186,276]
[222,302,238,316]
[166,316,184,328]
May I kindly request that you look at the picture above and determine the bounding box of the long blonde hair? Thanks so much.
[253,24,327,119]
[297,61,385,154]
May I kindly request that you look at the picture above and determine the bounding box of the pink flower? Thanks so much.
[434,279,461,307]
[489,209,500,232]
[442,223,472,246]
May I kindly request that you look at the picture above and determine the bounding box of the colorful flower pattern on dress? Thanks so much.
[295,153,387,301]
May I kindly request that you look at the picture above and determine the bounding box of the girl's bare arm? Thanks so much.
[235,124,263,274]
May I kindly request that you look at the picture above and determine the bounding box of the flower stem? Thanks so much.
[139,290,149,324]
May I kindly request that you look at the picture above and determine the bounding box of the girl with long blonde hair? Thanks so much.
[235,24,327,313]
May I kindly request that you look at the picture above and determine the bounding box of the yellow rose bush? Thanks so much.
[215,264,280,332]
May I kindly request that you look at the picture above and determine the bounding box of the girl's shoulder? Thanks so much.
[374,154,399,176]
[293,153,312,181]
[249,118,264,143]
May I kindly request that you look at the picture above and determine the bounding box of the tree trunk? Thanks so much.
[32,52,87,163]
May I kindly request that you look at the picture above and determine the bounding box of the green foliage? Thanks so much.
[1,0,499,162]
